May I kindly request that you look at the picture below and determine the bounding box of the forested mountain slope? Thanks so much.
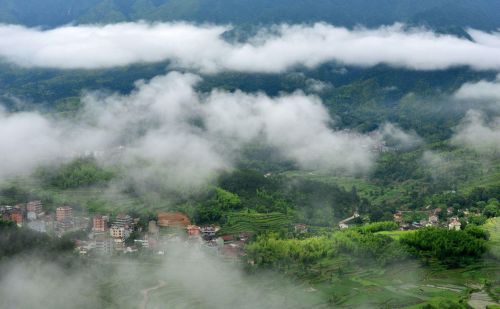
[1,0,500,30]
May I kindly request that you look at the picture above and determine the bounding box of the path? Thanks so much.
[139,280,166,309]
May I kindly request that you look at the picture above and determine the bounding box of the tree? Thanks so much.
[483,203,499,218]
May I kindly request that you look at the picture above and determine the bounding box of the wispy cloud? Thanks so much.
[454,74,500,103]
[1,22,500,72]
[452,110,500,151]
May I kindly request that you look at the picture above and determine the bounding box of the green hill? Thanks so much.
[1,0,500,30]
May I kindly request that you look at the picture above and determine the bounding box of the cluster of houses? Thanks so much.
[1,200,255,259]
[74,211,252,258]
[393,207,464,231]
[1,201,89,236]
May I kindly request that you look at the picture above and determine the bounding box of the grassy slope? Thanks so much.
[484,217,500,259]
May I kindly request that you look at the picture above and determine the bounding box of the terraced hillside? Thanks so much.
[218,211,292,235]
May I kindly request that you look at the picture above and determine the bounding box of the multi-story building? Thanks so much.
[57,218,74,233]
[114,214,133,229]
[56,206,72,222]
[92,215,108,232]
[110,225,130,239]
[95,234,114,255]
[27,200,43,215]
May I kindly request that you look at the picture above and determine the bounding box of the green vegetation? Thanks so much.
[484,217,500,259]
[0,220,74,259]
[0,12,498,308]
[35,157,115,189]
[218,211,291,235]
[2,0,500,31]
[400,227,488,267]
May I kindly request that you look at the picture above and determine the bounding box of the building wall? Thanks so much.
[56,206,72,222]
[93,216,107,232]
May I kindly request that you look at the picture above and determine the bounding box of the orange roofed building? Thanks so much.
[187,225,201,237]
[157,212,190,228]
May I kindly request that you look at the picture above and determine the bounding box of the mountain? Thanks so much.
[1,0,500,30]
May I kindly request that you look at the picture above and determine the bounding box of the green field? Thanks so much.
[218,211,291,235]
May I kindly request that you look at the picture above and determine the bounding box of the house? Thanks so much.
[11,211,23,227]
[448,218,461,231]
[157,212,190,228]
[200,226,219,239]
[428,214,439,225]
[338,212,360,229]
[221,235,234,243]
[393,212,403,223]
[239,232,253,243]
[294,224,308,234]
[400,222,411,230]
[186,225,201,237]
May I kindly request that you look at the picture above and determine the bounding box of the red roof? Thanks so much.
[157,212,190,227]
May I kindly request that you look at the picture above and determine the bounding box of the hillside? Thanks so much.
[1,0,500,30]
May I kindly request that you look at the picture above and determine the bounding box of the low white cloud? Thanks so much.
[377,123,422,150]
[1,22,500,72]
[0,244,322,309]
[454,74,500,103]
[0,109,62,177]
[452,110,500,151]
[0,72,382,188]
[305,78,333,93]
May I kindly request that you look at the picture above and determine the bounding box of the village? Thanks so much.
[337,206,474,231]
[0,200,250,259]
[1,199,483,259]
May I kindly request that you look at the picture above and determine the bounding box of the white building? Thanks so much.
[448,218,461,231]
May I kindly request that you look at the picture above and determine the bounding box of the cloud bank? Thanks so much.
[0,72,386,188]
[1,22,500,72]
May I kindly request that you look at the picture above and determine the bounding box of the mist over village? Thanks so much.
[0,1,499,309]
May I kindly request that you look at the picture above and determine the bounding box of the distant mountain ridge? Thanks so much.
[1,0,499,30]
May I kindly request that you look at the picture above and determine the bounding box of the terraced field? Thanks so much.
[218,211,292,235]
